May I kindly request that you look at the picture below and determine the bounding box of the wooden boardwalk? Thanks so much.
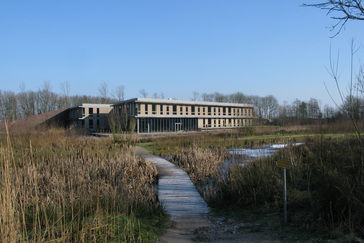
[132,146,209,219]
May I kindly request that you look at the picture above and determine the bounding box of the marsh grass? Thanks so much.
[168,135,364,238]
[0,128,166,242]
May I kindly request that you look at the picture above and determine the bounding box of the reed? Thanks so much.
[168,135,364,238]
[0,128,166,242]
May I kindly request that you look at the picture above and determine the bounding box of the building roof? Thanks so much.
[68,103,113,110]
[0,108,69,132]
[114,98,253,108]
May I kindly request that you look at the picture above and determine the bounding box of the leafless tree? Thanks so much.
[18,83,37,117]
[191,91,200,101]
[201,93,214,102]
[356,65,364,94]
[38,80,55,114]
[228,92,250,104]
[0,90,19,121]
[60,81,71,97]
[139,89,148,98]
[112,85,125,101]
[303,0,364,36]
[98,82,109,103]
[307,98,322,119]
[59,81,71,108]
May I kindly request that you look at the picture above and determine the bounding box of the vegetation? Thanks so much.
[141,124,364,240]
[0,128,167,242]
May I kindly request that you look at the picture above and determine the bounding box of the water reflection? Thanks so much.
[228,143,303,166]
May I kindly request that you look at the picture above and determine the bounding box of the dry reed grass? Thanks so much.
[0,128,165,242]
[169,147,229,183]
[170,137,364,238]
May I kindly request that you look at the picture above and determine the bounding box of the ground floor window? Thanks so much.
[138,118,198,133]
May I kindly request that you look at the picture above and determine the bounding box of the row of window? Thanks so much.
[138,103,253,117]
[82,107,100,117]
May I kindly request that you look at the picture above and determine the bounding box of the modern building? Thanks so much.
[0,108,69,132]
[113,98,254,133]
[68,103,113,131]
[0,104,113,133]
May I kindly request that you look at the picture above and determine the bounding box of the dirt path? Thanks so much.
[133,146,279,242]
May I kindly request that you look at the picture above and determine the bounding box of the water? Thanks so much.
[227,143,303,166]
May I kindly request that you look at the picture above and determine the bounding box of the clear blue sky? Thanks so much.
[1,1,363,106]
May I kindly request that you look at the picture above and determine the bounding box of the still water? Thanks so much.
[228,143,303,165]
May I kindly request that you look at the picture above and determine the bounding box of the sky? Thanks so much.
[1,1,363,107]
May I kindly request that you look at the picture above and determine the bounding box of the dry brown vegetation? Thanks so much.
[0,128,166,242]
[166,133,364,240]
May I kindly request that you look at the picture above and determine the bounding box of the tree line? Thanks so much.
[1,81,363,126]
[0,81,120,122]
[191,91,364,125]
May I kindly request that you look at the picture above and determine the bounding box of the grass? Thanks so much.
[138,126,355,157]
[140,126,364,241]
[0,128,167,242]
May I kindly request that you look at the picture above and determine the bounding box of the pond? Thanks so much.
[227,143,303,166]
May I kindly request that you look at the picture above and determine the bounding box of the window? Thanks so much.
[97,108,100,117]
[152,104,156,114]
[173,105,177,115]
[160,104,163,114]
[89,119,93,129]
[145,104,148,114]
[89,108,93,115]
[82,108,85,117]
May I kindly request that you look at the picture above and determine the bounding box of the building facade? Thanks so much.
[113,98,254,133]
[68,104,113,132]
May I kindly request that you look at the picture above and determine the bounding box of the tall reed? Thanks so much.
[170,136,364,237]
[0,128,166,242]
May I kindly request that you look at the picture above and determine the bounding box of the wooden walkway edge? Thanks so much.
[132,146,209,219]
[132,146,212,242]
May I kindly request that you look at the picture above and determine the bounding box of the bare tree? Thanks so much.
[0,90,19,121]
[59,81,71,108]
[159,92,165,99]
[139,89,148,98]
[356,65,364,94]
[229,92,249,104]
[307,98,321,119]
[303,0,364,36]
[98,82,109,103]
[38,80,55,114]
[191,91,200,101]
[60,81,71,97]
[112,85,125,101]
[201,93,214,102]
[18,83,37,117]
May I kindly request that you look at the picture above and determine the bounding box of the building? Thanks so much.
[68,103,113,132]
[0,104,113,133]
[113,98,254,133]
[0,108,69,132]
